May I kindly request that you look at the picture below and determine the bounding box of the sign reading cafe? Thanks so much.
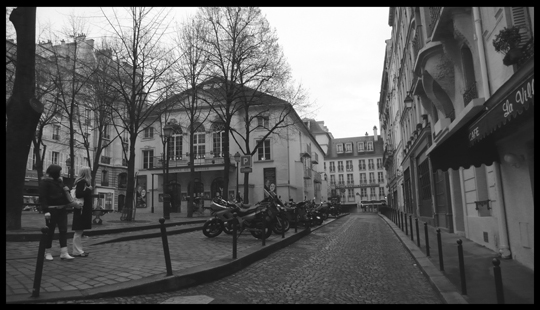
[468,74,534,144]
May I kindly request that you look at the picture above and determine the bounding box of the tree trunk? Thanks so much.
[6,7,40,230]
[125,138,137,221]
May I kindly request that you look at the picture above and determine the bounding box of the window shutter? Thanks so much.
[511,7,532,49]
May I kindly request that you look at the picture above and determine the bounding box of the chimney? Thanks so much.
[373,126,378,141]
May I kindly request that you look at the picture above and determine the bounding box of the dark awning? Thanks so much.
[428,123,499,172]
[469,72,534,146]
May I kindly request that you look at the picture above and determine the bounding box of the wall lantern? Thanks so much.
[404,91,413,108]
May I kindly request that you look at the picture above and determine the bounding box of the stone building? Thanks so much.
[379,7,534,270]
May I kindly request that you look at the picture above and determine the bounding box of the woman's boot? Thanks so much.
[60,247,74,260]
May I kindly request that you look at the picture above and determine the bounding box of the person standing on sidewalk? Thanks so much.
[39,164,75,261]
[71,166,93,257]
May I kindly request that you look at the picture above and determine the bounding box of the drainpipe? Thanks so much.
[493,162,512,259]
[473,7,491,97]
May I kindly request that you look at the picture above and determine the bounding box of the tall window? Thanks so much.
[359,159,366,170]
[329,162,335,172]
[143,150,154,169]
[368,159,375,170]
[51,151,60,165]
[144,126,154,138]
[370,187,377,199]
[102,170,109,186]
[257,139,271,160]
[345,143,352,153]
[193,124,205,159]
[369,172,375,183]
[167,135,182,160]
[338,174,344,185]
[324,162,326,171]
[336,143,343,153]
[347,174,354,185]
[360,173,367,184]
[360,188,367,199]
[377,158,383,169]
[379,187,385,198]
[52,125,60,140]
[347,188,354,199]
[337,161,344,172]
[346,160,353,171]
[212,122,225,157]
[330,175,336,185]
[378,172,384,183]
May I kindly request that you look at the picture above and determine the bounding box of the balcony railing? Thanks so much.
[146,152,236,169]
[463,81,478,106]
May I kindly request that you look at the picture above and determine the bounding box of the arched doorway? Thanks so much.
[211,177,224,199]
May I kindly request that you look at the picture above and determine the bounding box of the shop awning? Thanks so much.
[469,72,534,146]
[428,123,499,172]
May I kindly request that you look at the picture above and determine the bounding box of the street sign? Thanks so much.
[240,155,252,168]
[240,167,252,173]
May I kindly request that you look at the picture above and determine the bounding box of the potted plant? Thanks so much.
[492,26,523,66]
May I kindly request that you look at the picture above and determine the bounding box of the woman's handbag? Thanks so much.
[64,188,83,210]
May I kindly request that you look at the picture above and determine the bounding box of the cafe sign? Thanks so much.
[469,74,534,145]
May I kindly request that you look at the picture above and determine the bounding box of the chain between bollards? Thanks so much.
[159,218,173,276]
[409,214,413,242]
[424,222,430,257]
[415,218,420,247]
[232,221,238,259]
[437,228,444,271]
[493,258,505,304]
[31,227,49,297]
[457,239,467,295]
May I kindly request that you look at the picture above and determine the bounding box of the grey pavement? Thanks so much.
[6,208,534,304]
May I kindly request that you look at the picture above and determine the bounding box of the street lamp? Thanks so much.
[404,91,414,107]
[162,122,179,219]
[234,152,241,201]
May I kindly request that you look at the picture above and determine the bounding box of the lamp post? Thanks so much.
[234,152,241,201]
[162,122,180,220]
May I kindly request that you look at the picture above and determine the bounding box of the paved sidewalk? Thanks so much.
[6,210,340,304]
[379,213,534,304]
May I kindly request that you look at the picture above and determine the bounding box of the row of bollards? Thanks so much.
[385,209,506,303]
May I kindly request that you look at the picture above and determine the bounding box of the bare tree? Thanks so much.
[196,7,311,202]
[6,7,42,230]
[170,16,211,217]
[101,7,179,220]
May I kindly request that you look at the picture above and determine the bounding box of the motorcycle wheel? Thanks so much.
[316,216,323,225]
[250,221,273,239]
[202,219,223,238]
[272,217,290,234]
[321,212,329,221]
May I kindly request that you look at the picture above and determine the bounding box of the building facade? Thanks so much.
[134,81,327,214]
[379,7,534,270]
[322,127,386,208]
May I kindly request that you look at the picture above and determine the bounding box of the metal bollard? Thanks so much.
[398,211,401,229]
[424,222,430,257]
[159,218,173,276]
[437,228,444,271]
[409,215,413,241]
[457,239,467,295]
[493,258,505,304]
[31,227,49,297]
[415,218,420,247]
[295,210,298,233]
[405,213,408,235]
[232,222,237,259]
[401,212,404,231]
[282,219,285,239]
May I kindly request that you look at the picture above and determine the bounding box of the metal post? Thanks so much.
[493,258,505,304]
[31,227,49,297]
[163,193,171,220]
[405,213,408,235]
[151,174,154,213]
[401,211,404,231]
[424,222,430,257]
[282,218,285,239]
[232,222,237,259]
[437,228,444,271]
[295,208,298,233]
[415,218,420,247]
[457,239,467,295]
[409,214,414,241]
[159,218,173,276]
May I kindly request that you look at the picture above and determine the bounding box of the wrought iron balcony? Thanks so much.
[100,156,111,164]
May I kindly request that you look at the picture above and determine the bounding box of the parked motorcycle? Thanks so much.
[261,190,290,235]
[328,200,341,217]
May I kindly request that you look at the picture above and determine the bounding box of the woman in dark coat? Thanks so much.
[71,166,93,257]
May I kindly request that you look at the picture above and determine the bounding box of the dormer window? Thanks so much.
[336,143,344,154]
[366,141,374,151]
[257,116,269,129]
[357,142,364,152]
[345,143,352,153]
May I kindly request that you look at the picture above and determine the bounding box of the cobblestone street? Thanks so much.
[42,213,444,304]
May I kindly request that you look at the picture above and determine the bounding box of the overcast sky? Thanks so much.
[33,7,391,139]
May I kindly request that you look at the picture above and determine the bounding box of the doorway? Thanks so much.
[118,194,125,212]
